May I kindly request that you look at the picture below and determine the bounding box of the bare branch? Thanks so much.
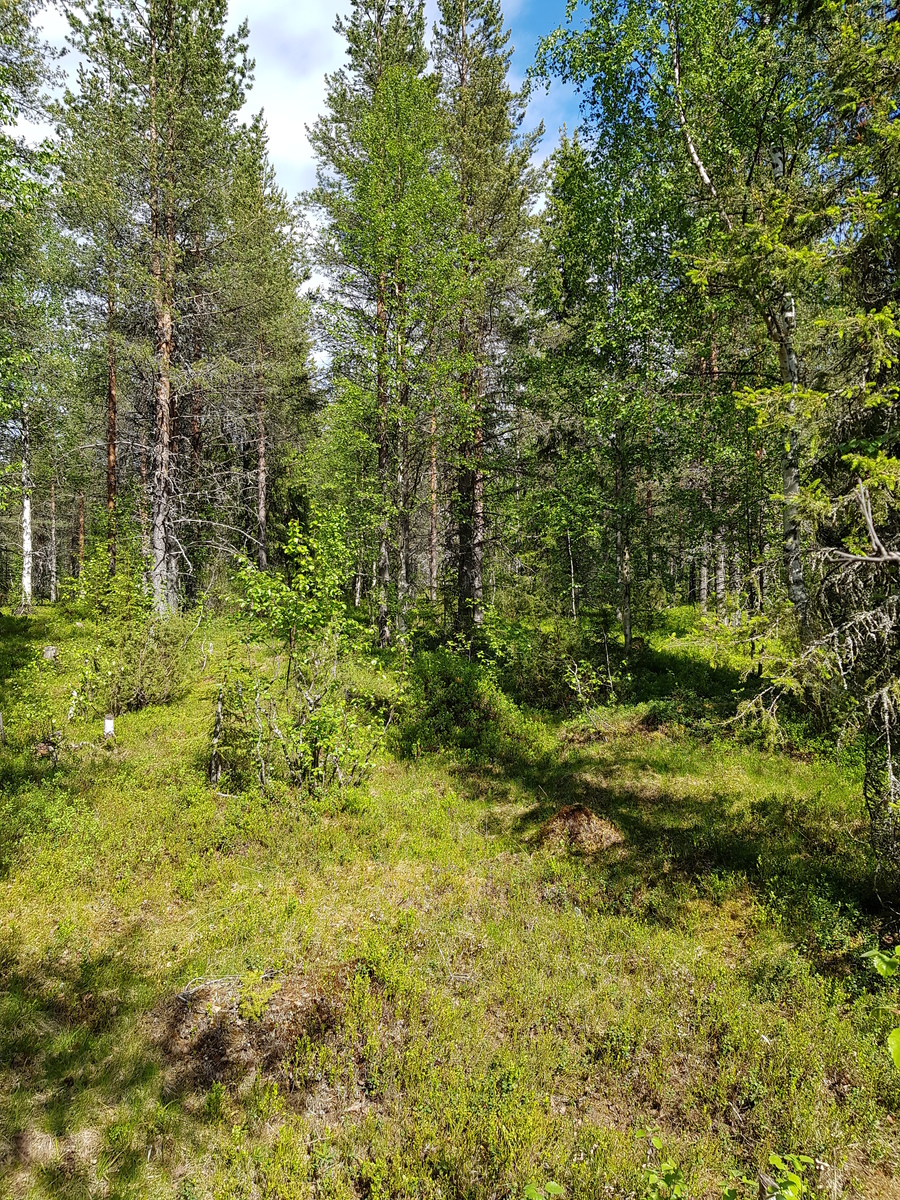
[829,483,900,566]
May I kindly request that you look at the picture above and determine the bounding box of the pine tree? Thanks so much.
[213,118,311,572]
[310,0,461,642]
[433,0,539,628]
[0,0,55,609]
[64,0,252,612]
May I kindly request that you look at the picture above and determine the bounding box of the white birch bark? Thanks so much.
[21,408,32,609]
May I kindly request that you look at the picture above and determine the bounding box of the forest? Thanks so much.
[1,0,900,1195]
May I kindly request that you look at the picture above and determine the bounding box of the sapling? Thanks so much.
[864,946,900,1069]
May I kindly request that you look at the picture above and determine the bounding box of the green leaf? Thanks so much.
[864,948,900,978]
[545,1185,564,1197]
[887,1027,900,1070]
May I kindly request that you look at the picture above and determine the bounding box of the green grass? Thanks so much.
[0,606,898,1199]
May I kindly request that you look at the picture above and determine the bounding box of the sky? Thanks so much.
[34,0,585,200]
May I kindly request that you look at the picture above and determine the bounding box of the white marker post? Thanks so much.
[104,714,115,740]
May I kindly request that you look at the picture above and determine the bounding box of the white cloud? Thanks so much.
[227,1,345,199]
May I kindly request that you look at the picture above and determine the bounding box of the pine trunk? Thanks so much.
[472,383,484,626]
[49,479,57,603]
[77,492,85,577]
[107,293,117,576]
[457,361,483,630]
[191,245,204,482]
[429,408,438,603]
[376,273,391,645]
[139,441,151,592]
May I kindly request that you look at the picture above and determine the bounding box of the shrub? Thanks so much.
[209,649,386,797]
[68,615,191,717]
[396,647,553,765]
[215,512,389,796]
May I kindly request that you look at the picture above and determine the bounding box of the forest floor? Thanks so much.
[1,606,899,1200]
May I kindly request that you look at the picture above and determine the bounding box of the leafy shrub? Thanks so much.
[482,611,587,712]
[58,516,150,622]
[236,509,355,643]
[216,511,389,795]
[864,946,900,1069]
[59,535,192,717]
[210,648,386,796]
[397,647,553,764]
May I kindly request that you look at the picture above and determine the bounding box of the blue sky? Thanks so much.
[37,0,584,198]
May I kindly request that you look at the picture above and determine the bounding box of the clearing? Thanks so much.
[0,607,897,1199]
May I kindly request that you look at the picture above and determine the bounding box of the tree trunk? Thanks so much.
[457,364,484,631]
[191,244,204,482]
[107,294,117,576]
[430,408,438,603]
[622,543,632,655]
[699,540,709,609]
[139,441,151,593]
[715,532,726,615]
[615,455,632,654]
[149,27,177,615]
[149,45,171,613]
[395,284,410,634]
[567,529,577,620]
[397,411,409,632]
[20,407,32,609]
[777,337,807,628]
[619,451,628,657]
[191,371,202,480]
[77,492,85,577]
[49,479,57,603]
[472,383,484,626]
[256,371,267,571]
[151,283,174,612]
[376,273,390,646]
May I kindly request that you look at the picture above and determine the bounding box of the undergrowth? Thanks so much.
[0,603,896,1199]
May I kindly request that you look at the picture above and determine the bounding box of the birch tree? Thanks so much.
[536,0,834,632]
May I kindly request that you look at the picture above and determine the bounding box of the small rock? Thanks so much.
[42,646,58,661]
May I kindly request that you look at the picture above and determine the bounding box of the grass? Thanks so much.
[0,605,898,1199]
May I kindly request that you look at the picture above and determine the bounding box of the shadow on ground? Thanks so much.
[450,711,882,973]
[0,926,174,1197]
